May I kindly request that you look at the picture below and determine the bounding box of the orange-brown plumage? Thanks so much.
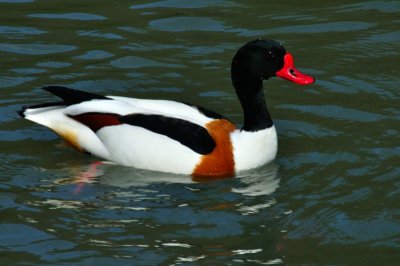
[192,119,236,178]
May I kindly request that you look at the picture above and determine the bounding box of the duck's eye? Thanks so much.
[267,51,275,58]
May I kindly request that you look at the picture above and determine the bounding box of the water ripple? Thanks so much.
[0,76,35,88]
[111,56,184,69]
[331,31,400,57]
[0,0,33,2]
[149,17,229,32]
[121,42,184,52]
[118,26,147,34]
[0,43,76,55]
[278,104,387,122]
[1,0,399,264]
[281,151,359,169]
[0,223,51,245]
[36,61,72,68]
[277,119,341,138]
[11,67,47,74]
[318,76,395,99]
[240,21,375,36]
[28,12,106,21]
[131,0,239,9]
[74,50,114,60]
[77,30,124,40]
[0,26,46,35]
[337,1,400,13]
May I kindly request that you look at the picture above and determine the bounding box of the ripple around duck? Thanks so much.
[22,173,275,259]
[280,151,359,170]
[276,119,341,138]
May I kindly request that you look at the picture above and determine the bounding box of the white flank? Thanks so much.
[97,124,201,175]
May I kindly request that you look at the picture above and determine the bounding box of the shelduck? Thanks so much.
[19,39,315,178]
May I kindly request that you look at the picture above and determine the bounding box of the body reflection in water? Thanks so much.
[72,161,280,196]
[40,160,283,263]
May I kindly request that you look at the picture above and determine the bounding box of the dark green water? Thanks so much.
[1,0,399,265]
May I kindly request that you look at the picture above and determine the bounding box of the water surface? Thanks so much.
[1,0,399,265]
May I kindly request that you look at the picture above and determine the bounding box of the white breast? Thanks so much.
[230,126,278,172]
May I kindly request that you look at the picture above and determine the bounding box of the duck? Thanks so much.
[19,39,315,178]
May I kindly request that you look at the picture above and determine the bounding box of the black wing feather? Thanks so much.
[18,86,111,117]
[43,86,110,105]
[180,101,229,120]
[120,114,216,155]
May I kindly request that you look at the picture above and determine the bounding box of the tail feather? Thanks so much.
[18,86,110,117]
[18,101,65,118]
[18,106,27,118]
[43,86,110,105]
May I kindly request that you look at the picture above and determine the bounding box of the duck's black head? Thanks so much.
[231,39,315,88]
[231,39,315,131]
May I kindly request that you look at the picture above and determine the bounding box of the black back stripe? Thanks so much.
[119,114,216,155]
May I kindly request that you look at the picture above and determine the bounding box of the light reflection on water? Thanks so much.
[9,162,281,264]
[1,0,399,264]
